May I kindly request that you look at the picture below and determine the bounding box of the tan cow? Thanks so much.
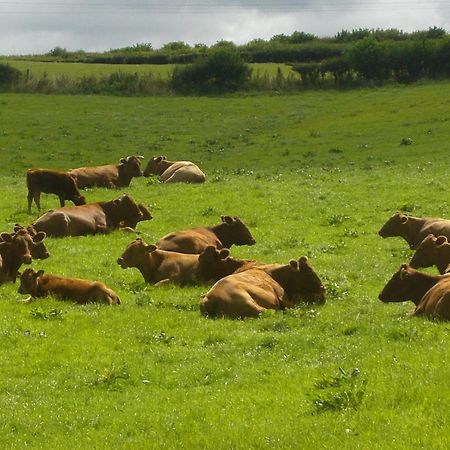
[156,215,255,254]
[409,234,450,274]
[379,264,450,320]
[379,212,450,249]
[117,239,229,286]
[143,156,205,183]
[200,256,325,319]
[69,155,144,189]
[19,268,120,305]
[29,194,146,237]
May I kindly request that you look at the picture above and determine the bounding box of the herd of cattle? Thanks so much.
[0,155,449,320]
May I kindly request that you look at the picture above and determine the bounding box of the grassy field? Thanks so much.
[0,59,297,80]
[0,83,449,449]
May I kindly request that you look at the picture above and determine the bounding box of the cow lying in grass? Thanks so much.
[143,156,205,183]
[156,215,255,254]
[379,264,450,320]
[379,212,450,249]
[0,229,47,284]
[409,234,450,274]
[3,224,50,260]
[69,155,144,189]
[200,256,325,319]
[19,268,120,305]
[28,194,147,237]
[117,238,231,286]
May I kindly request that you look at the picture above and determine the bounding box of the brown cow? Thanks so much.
[155,215,256,254]
[27,168,86,213]
[200,256,325,319]
[29,194,146,237]
[119,203,152,230]
[379,264,450,320]
[0,229,47,284]
[143,156,205,183]
[117,239,229,286]
[409,234,450,274]
[69,155,144,189]
[18,268,120,305]
[378,212,450,249]
[11,224,50,260]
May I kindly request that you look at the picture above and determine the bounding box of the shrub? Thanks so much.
[0,63,21,89]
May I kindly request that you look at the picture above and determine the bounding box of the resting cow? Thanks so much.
[19,268,120,305]
[117,239,229,286]
[200,256,325,319]
[69,155,144,189]
[0,229,47,284]
[143,156,205,183]
[1,224,50,260]
[27,168,86,213]
[155,215,256,254]
[379,264,450,320]
[379,212,450,249]
[119,203,152,230]
[409,234,450,274]
[28,194,146,237]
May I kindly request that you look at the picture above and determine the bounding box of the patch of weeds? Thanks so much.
[320,240,347,254]
[303,151,316,159]
[146,175,160,185]
[203,335,226,346]
[30,307,64,320]
[388,325,419,342]
[91,364,130,389]
[329,148,343,154]
[342,326,358,336]
[201,206,217,217]
[309,130,321,138]
[311,367,367,413]
[358,143,370,149]
[325,281,349,301]
[343,229,358,238]
[399,203,416,213]
[400,137,413,146]
[151,331,176,345]
[259,336,278,350]
[327,214,350,226]
[260,319,291,333]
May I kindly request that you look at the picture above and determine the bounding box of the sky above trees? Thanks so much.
[0,0,448,55]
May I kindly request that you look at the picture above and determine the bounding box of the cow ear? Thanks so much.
[137,155,144,159]
[120,158,127,163]
[202,246,216,257]
[399,264,409,279]
[222,216,233,224]
[33,231,46,243]
[14,223,24,232]
[36,270,45,277]
[162,156,166,160]
[155,156,163,162]
[401,215,408,224]
[0,233,12,242]
[436,236,448,247]
[219,248,230,259]
[289,259,299,270]
[298,256,309,265]
[145,244,157,253]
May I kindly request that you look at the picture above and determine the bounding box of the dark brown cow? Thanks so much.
[143,156,205,183]
[409,234,450,274]
[0,229,47,284]
[27,168,86,213]
[119,204,152,230]
[379,212,450,249]
[117,239,229,286]
[29,194,145,237]
[155,215,256,254]
[379,264,450,320]
[18,268,120,305]
[200,256,325,319]
[69,155,144,189]
[11,224,50,260]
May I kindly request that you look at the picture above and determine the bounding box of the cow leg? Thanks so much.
[27,190,34,213]
[58,195,66,207]
[33,192,41,211]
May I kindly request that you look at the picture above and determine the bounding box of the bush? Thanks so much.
[171,49,252,94]
[0,63,21,89]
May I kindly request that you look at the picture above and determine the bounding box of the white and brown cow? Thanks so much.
[143,156,205,183]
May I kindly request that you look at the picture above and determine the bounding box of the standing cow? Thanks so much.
[69,155,144,189]
[27,168,86,213]
[143,156,205,183]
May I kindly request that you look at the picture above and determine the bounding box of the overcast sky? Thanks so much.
[0,1,449,55]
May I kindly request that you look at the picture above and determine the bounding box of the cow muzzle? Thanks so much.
[117,257,127,268]
[22,255,32,265]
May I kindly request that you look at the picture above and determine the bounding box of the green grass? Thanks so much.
[0,83,449,449]
[0,59,297,80]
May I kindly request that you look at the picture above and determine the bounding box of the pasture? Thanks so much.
[0,83,449,449]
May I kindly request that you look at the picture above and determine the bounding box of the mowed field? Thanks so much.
[0,83,449,449]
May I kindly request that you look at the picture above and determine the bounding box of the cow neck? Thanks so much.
[100,200,121,227]
[436,245,450,274]
[216,258,249,279]
[408,271,442,305]
[264,265,291,293]
[406,217,430,247]
[140,250,164,282]
[156,160,174,175]
[210,223,234,248]
[117,163,132,186]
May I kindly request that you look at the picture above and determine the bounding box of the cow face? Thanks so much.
[221,216,256,246]
[114,194,143,222]
[0,230,42,265]
[120,155,144,178]
[197,246,231,281]
[378,212,408,238]
[117,239,156,268]
[143,156,166,177]
[18,268,44,296]
[378,264,418,303]
[286,256,326,304]
[73,194,87,206]
[409,234,444,269]
[14,224,50,260]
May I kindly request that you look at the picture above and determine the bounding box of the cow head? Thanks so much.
[120,204,153,229]
[276,256,325,304]
[14,224,50,260]
[220,216,256,246]
[197,246,231,281]
[117,238,156,269]
[67,174,87,205]
[0,229,46,265]
[378,212,409,239]
[112,194,143,226]
[379,264,418,303]
[409,234,446,269]
[143,156,167,177]
[18,268,44,296]
[120,155,144,178]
